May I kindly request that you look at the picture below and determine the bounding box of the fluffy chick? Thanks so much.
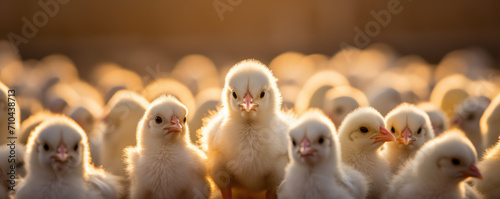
[100,90,149,178]
[0,144,26,199]
[323,86,369,127]
[417,102,449,137]
[451,97,490,158]
[16,116,121,199]
[384,130,483,199]
[472,140,500,199]
[125,95,211,199]
[199,59,290,199]
[338,107,396,199]
[382,103,435,174]
[278,110,368,199]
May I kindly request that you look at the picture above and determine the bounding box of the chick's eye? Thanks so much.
[417,128,422,134]
[318,136,325,144]
[360,127,369,133]
[43,144,49,151]
[391,127,395,133]
[155,116,163,124]
[292,139,296,147]
[232,91,237,99]
[451,158,460,165]
[183,117,187,123]
[74,144,79,151]
[260,91,265,98]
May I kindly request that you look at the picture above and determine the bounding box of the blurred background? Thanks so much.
[1,0,500,77]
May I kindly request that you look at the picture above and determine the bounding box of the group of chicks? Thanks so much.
[0,41,500,199]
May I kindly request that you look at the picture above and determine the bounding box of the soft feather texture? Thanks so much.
[125,95,211,199]
[323,86,369,127]
[100,90,149,178]
[451,97,489,158]
[338,107,394,199]
[278,110,368,199]
[16,116,121,199]
[384,130,483,199]
[418,102,449,137]
[472,140,500,199]
[0,144,26,199]
[199,59,290,197]
[382,103,435,174]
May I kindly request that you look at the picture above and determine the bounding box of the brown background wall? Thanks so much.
[1,0,499,77]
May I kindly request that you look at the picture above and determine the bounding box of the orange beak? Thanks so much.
[53,143,69,163]
[240,92,257,112]
[371,126,396,143]
[462,163,482,179]
[164,115,182,133]
[397,127,413,145]
[299,138,316,156]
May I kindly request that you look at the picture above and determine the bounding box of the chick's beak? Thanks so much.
[53,143,69,163]
[299,138,316,156]
[462,163,482,179]
[397,127,413,145]
[371,126,396,143]
[240,92,257,112]
[164,115,182,133]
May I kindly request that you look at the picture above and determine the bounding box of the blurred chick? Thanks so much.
[190,88,221,143]
[91,63,143,103]
[480,93,500,151]
[278,110,368,199]
[384,130,483,199]
[0,81,20,145]
[417,102,449,137]
[100,90,149,178]
[430,74,471,118]
[170,54,220,96]
[323,86,369,127]
[367,87,403,117]
[199,59,290,199]
[19,111,56,145]
[382,103,435,174]
[472,140,500,199]
[125,96,211,199]
[16,116,121,199]
[451,97,490,158]
[337,107,395,199]
[294,70,349,114]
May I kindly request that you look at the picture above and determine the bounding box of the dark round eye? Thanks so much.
[232,91,237,99]
[335,107,343,114]
[466,113,474,120]
[417,128,422,134]
[360,127,369,133]
[260,91,265,98]
[292,139,296,147]
[451,158,460,165]
[318,136,325,144]
[74,144,78,151]
[183,117,187,123]
[155,116,163,124]
[391,127,395,133]
[43,144,49,151]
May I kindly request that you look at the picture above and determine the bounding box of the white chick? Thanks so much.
[294,70,350,114]
[323,85,369,127]
[417,102,449,137]
[430,74,471,118]
[382,103,435,174]
[91,63,143,102]
[278,109,368,199]
[100,90,149,178]
[367,87,403,117]
[480,93,500,150]
[472,140,500,199]
[16,116,121,199]
[0,144,26,199]
[451,97,490,158]
[170,54,220,96]
[125,95,211,199]
[199,59,290,199]
[190,88,221,143]
[384,130,483,199]
[0,81,20,145]
[338,107,396,199]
